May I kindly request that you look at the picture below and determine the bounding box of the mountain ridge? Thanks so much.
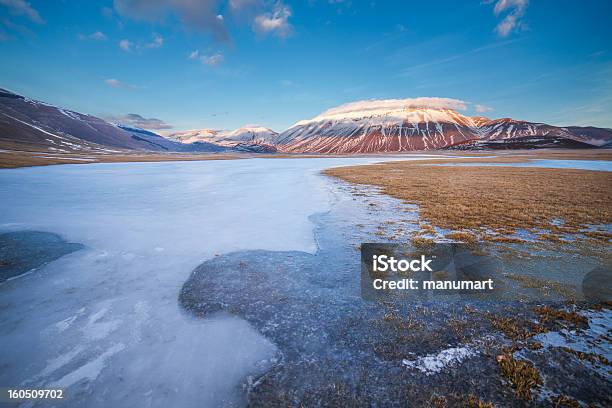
[1,91,609,154]
[0,89,275,154]
[272,99,612,153]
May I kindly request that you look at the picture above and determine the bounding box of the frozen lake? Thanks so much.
[431,159,612,172]
[0,156,430,407]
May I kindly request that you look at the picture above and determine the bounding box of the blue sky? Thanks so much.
[1,0,611,132]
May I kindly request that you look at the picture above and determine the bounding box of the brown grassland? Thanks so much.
[0,151,246,168]
[325,150,612,242]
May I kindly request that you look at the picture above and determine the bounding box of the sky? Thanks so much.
[1,0,611,133]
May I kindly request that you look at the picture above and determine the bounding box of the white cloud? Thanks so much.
[322,98,469,117]
[119,39,132,51]
[79,31,107,41]
[486,0,529,37]
[145,33,163,48]
[0,0,44,24]
[253,2,292,38]
[90,31,107,40]
[105,78,137,89]
[188,49,224,66]
[475,104,494,113]
[201,52,224,66]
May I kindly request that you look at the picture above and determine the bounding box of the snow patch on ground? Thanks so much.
[402,346,478,375]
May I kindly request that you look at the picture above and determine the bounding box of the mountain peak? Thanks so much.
[274,97,612,153]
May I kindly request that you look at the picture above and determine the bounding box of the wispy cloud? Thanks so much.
[484,0,529,37]
[475,104,494,113]
[107,113,173,130]
[145,33,163,48]
[79,31,107,41]
[202,52,224,65]
[397,38,523,77]
[253,2,292,38]
[189,50,224,66]
[119,39,132,51]
[0,0,44,24]
[105,78,137,89]
[113,0,229,42]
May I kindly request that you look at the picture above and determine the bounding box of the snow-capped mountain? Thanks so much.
[166,126,278,145]
[0,89,275,153]
[164,129,222,144]
[217,126,278,144]
[273,98,612,153]
[0,88,148,152]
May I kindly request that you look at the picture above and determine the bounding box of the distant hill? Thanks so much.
[0,89,275,154]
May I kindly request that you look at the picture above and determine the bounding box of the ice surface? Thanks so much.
[432,159,612,172]
[0,156,429,407]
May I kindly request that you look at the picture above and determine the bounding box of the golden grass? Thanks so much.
[0,151,244,168]
[462,395,495,408]
[559,347,610,366]
[533,306,587,326]
[444,231,478,246]
[496,354,542,400]
[503,273,577,300]
[325,153,612,242]
[488,315,548,342]
[411,236,436,249]
[550,395,581,408]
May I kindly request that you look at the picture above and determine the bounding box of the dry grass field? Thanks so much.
[0,151,246,168]
[325,151,612,242]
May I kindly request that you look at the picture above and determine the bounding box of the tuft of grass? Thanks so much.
[489,315,547,342]
[503,273,577,300]
[550,395,581,408]
[534,306,587,326]
[582,230,612,240]
[559,347,610,366]
[488,236,525,244]
[463,395,494,408]
[527,341,543,350]
[538,233,564,242]
[412,236,435,249]
[445,231,478,245]
[496,354,542,400]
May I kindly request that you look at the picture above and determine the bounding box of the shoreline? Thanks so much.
[0,148,611,169]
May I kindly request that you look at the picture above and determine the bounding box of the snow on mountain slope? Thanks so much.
[0,89,259,154]
[0,88,163,152]
[217,126,278,144]
[166,126,278,145]
[164,129,222,144]
[273,99,481,153]
[116,126,229,153]
[273,98,612,153]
